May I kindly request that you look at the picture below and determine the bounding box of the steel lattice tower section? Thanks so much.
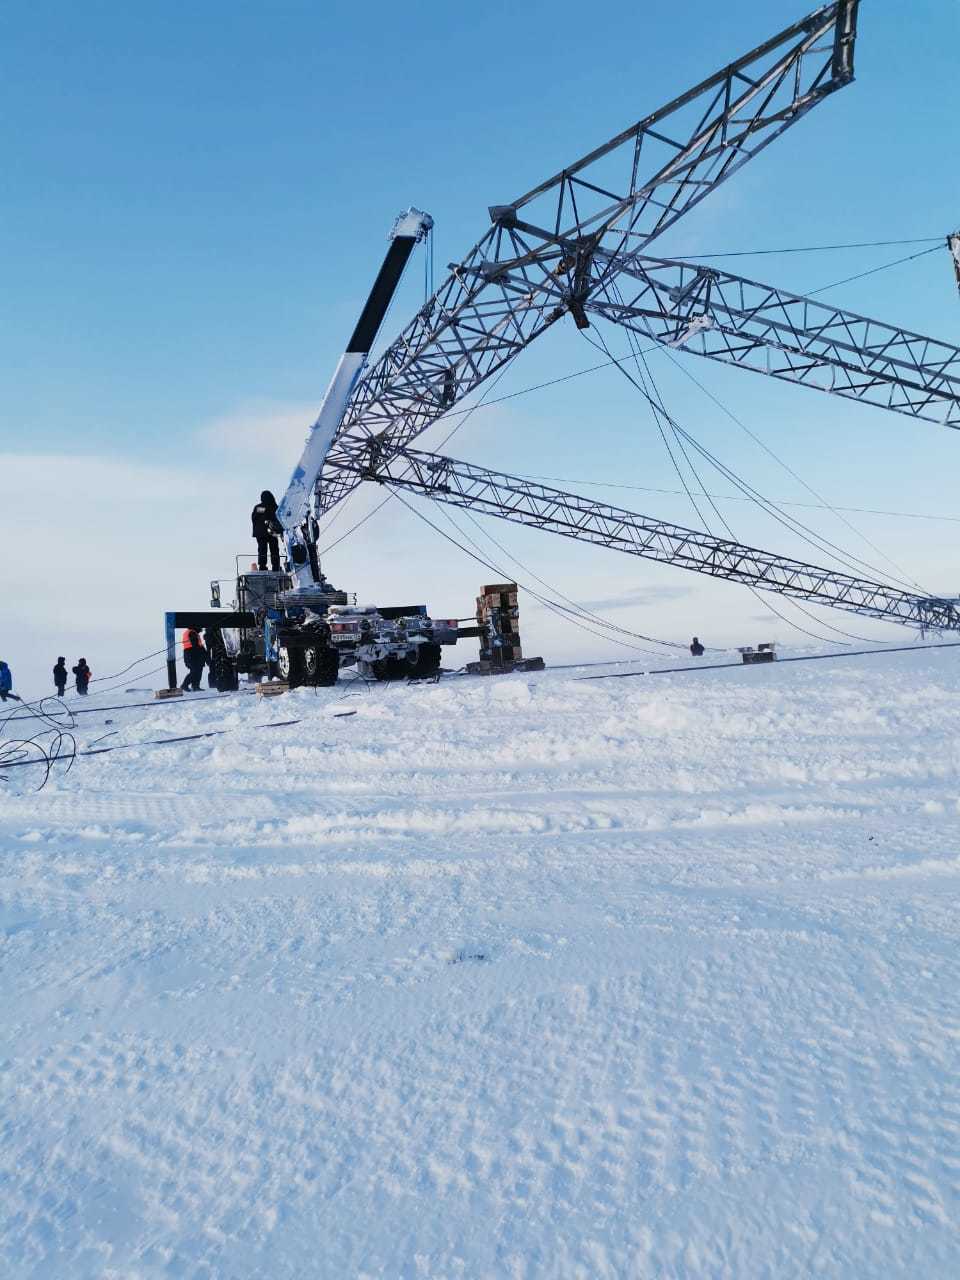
[364,449,960,634]
[315,2,863,516]
[301,2,960,634]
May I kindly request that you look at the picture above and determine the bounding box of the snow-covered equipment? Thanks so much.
[738,643,777,665]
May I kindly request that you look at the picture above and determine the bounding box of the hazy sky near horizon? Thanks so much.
[3,0,959,695]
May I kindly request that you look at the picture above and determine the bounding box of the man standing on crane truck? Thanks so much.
[160,208,458,693]
[251,490,282,572]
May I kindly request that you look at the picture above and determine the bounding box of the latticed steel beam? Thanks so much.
[583,252,960,427]
[316,2,859,516]
[343,446,960,634]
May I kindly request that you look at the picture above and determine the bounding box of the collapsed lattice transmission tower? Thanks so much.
[312,1,960,634]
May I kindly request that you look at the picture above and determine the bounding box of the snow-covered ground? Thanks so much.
[2,649,960,1277]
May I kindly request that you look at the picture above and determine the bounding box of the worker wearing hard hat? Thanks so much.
[180,627,207,692]
[251,490,282,572]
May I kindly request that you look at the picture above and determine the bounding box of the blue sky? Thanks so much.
[2,0,959,693]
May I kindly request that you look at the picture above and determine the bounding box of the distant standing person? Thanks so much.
[180,627,206,692]
[53,656,68,697]
[251,489,282,572]
[690,636,705,657]
[0,660,13,702]
[72,658,91,695]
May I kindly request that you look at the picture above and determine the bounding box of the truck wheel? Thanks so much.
[302,645,320,683]
[369,656,404,681]
[278,645,303,686]
[407,642,441,677]
[317,647,339,687]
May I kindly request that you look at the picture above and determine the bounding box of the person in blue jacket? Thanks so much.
[0,660,13,702]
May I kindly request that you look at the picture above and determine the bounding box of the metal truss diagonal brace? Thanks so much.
[343,446,960,635]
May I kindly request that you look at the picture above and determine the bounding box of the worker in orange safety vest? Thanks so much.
[180,626,206,692]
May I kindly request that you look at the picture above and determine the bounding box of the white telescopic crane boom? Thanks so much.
[277,208,432,586]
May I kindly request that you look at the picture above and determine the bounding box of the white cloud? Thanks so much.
[197,400,318,468]
[0,453,247,696]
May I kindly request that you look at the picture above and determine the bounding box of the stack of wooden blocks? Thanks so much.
[467,583,544,675]
[477,582,522,666]
[256,681,290,698]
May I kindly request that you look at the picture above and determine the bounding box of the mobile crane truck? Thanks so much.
[162,209,463,692]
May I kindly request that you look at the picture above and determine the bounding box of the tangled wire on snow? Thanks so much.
[0,696,77,790]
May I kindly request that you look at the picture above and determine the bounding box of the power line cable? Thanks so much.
[663,236,945,259]
[646,356,862,645]
[591,315,924,597]
[808,244,942,296]
[5,648,170,712]
[578,639,954,682]
[434,502,667,656]
[589,323,887,644]
[630,332,893,645]
[390,487,677,657]
[654,342,931,595]
[452,503,683,651]
[88,648,168,687]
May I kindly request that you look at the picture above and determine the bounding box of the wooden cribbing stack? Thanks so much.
[256,681,290,698]
[466,583,544,675]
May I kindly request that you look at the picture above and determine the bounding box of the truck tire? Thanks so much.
[407,642,441,678]
[301,643,339,687]
[368,655,405,681]
[278,645,303,687]
[302,645,320,682]
[317,646,340,687]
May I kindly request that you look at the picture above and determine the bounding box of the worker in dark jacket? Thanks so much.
[72,659,91,695]
[180,627,206,692]
[0,660,12,702]
[53,657,68,697]
[251,490,282,572]
[689,636,705,657]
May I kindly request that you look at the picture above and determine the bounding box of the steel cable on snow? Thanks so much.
[0,694,77,790]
